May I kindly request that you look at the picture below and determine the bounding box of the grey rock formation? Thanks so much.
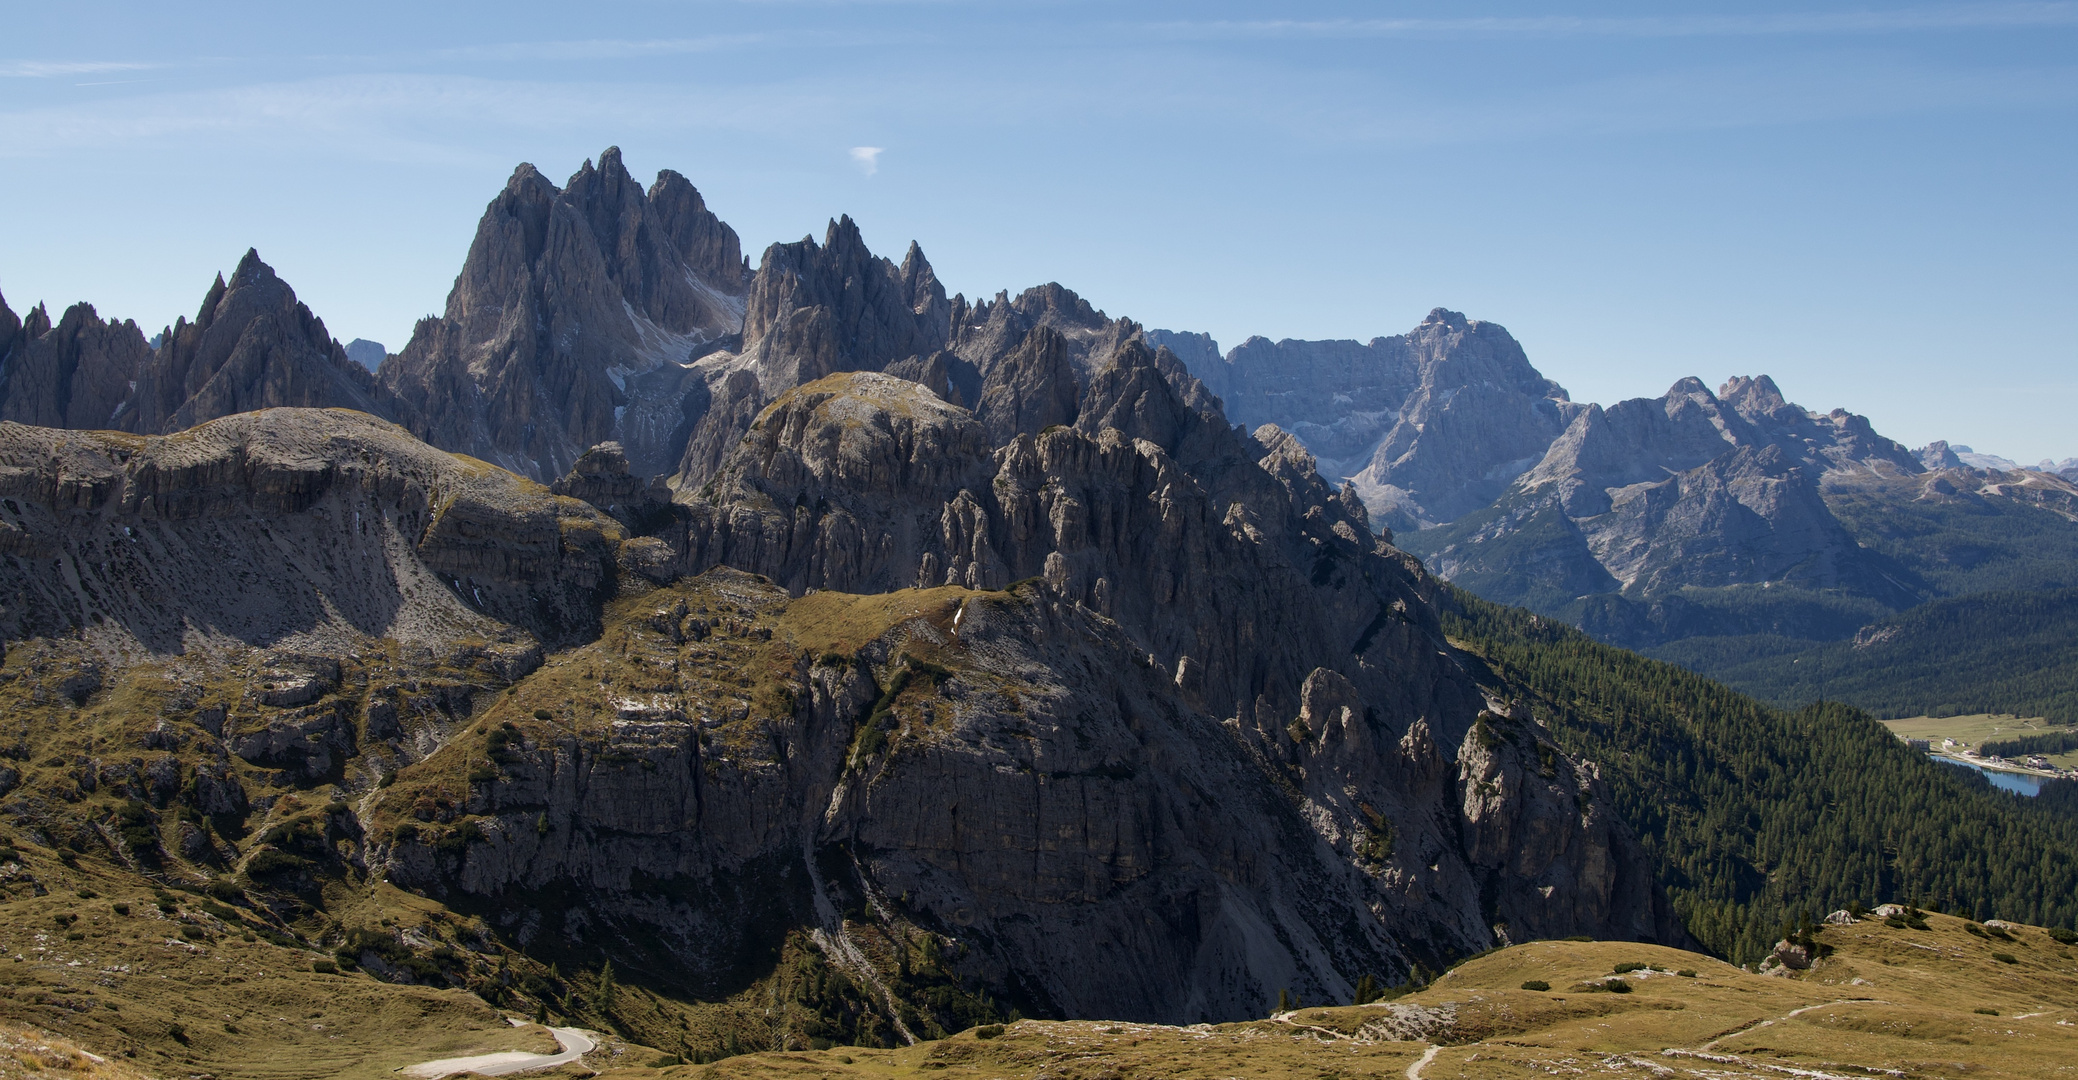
[345,338,387,371]
[385,566,1674,1023]
[1916,440,1966,470]
[380,345,1683,1020]
[0,391,1684,1024]
[667,218,955,491]
[649,169,752,293]
[1401,376,1928,644]
[1154,331,1419,478]
[382,148,747,482]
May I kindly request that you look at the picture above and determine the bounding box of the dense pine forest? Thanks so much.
[1444,589,2078,964]
[1649,588,2078,724]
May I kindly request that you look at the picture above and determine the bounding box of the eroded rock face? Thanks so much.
[0,299,157,432]
[1153,311,1579,532]
[379,568,1682,1024]
[669,342,1419,726]
[668,219,960,492]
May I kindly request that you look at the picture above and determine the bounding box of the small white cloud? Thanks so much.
[849,145,883,176]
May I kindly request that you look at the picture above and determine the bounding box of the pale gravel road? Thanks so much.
[401,1025,595,1078]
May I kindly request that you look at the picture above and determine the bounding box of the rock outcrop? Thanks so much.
[137,249,398,433]
[0,379,1684,1029]
[0,179,1709,1032]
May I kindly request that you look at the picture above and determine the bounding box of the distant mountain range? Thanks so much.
[1150,320,2078,668]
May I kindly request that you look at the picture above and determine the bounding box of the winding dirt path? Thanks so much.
[1405,1044,1440,1079]
[401,1025,595,1078]
[1694,998,1886,1053]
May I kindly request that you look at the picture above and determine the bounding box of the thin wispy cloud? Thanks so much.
[0,60,152,78]
[849,146,883,175]
[1151,3,2078,42]
[422,35,771,63]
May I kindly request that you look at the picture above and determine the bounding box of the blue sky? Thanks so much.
[1,1,2072,461]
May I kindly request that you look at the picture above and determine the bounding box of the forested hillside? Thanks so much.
[1648,588,2078,723]
[1444,589,2078,963]
[1825,481,2078,596]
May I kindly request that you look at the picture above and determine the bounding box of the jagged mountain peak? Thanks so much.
[1719,373,1800,425]
[145,249,390,434]
[1420,306,1470,329]
[648,167,748,292]
[382,149,749,481]
[1916,439,1967,470]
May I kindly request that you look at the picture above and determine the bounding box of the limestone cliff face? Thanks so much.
[376,565,1679,1025]
[1155,331,1419,478]
[668,218,955,491]
[382,148,746,482]
[667,342,1422,727]
[0,400,1683,1027]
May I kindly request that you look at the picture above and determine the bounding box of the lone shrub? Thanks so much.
[1520,980,1550,992]
[1991,952,2018,964]
[975,1024,1005,1040]
[1612,962,1647,974]
[1602,979,1633,993]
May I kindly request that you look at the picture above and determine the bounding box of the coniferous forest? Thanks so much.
[1444,589,2078,964]
[1648,588,2078,724]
